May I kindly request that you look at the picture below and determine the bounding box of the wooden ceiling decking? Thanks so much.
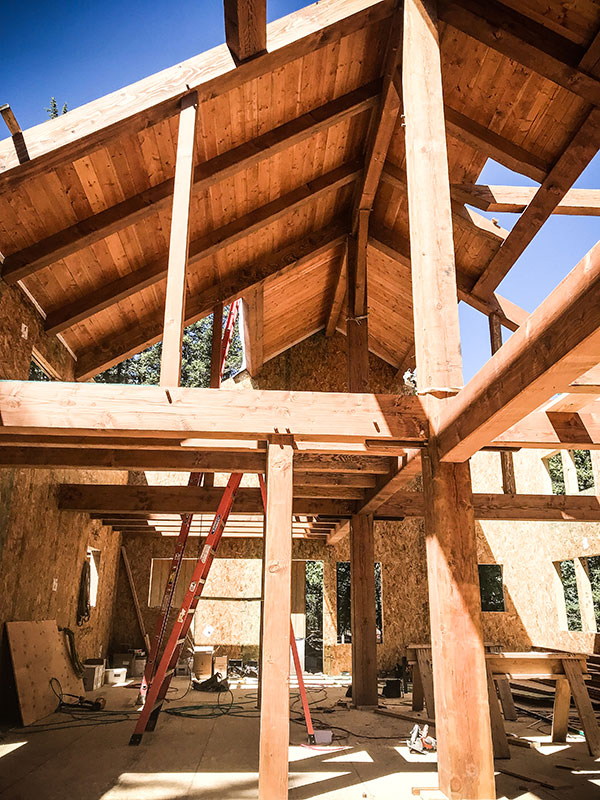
[2,0,599,379]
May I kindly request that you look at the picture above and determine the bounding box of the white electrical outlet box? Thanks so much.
[21,323,28,340]
[52,577,58,592]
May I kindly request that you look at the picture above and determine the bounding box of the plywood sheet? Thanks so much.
[6,619,85,726]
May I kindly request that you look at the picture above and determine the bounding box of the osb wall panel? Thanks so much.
[472,450,600,654]
[0,281,74,380]
[0,285,127,718]
[0,467,127,708]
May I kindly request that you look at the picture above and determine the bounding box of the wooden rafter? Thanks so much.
[0,0,395,186]
[325,242,347,337]
[472,108,600,299]
[438,240,600,462]
[453,184,600,217]
[44,161,358,338]
[438,0,600,107]
[224,0,267,65]
[2,83,378,287]
[71,224,345,378]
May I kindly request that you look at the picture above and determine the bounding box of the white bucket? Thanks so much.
[105,667,127,685]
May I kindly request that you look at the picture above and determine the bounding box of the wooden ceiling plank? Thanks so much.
[0,0,395,187]
[224,0,267,64]
[438,0,600,107]
[472,108,600,299]
[2,82,379,285]
[46,166,354,338]
[452,184,600,216]
[0,381,428,444]
[437,240,600,462]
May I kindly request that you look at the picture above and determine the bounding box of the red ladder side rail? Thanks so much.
[258,474,315,741]
[130,472,243,745]
[138,470,203,701]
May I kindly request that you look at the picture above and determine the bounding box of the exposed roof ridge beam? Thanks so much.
[437,240,600,462]
[0,0,395,187]
[438,0,600,107]
[452,184,600,216]
[73,223,348,379]
[2,82,379,285]
[45,162,359,336]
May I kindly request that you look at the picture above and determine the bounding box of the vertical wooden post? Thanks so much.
[258,439,293,800]
[350,513,378,706]
[403,1,495,797]
[346,212,369,394]
[159,92,198,387]
[346,214,377,705]
[489,313,516,493]
[210,303,224,389]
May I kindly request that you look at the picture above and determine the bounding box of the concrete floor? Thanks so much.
[0,680,599,799]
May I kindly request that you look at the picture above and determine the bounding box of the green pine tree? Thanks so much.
[46,97,68,119]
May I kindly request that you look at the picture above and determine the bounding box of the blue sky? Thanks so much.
[2,0,599,382]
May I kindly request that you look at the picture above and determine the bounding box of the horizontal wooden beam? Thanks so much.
[452,184,600,217]
[58,484,356,516]
[2,84,378,287]
[493,407,600,450]
[379,492,600,521]
[45,161,357,338]
[0,0,395,186]
[438,0,600,107]
[0,381,428,444]
[437,240,600,461]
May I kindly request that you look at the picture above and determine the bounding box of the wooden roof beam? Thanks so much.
[0,380,428,444]
[325,242,347,337]
[224,0,267,64]
[493,406,600,450]
[0,104,29,165]
[352,6,403,231]
[438,0,600,107]
[379,492,600,522]
[472,108,600,299]
[45,160,356,337]
[452,184,600,217]
[2,82,378,286]
[57,484,357,516]
[437,240,600,462]
[0,0,395,187]
[72,224,347,378]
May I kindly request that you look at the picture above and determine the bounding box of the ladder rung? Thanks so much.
[176,638,186,645]
[165,668,175,678]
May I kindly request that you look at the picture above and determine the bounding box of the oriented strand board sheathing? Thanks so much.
[6,620,84,725]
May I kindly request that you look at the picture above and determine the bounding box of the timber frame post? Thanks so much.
[403,0,495,798]
[346,210,378,707]
[258,438,294,800]
[159,92,198,387]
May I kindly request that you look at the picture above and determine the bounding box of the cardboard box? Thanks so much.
[83,660,105,691]
[112,652,133,675]
[193,648,213,679]
[213,655,228,678]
